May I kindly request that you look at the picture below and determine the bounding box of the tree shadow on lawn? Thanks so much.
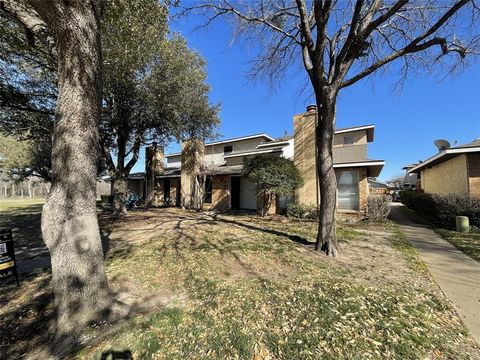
[0,203,47,263]
[0,208,319,359]
[209,212,315,247]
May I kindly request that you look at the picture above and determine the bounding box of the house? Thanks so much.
[293,107,384,212]
[401,164,419,190]
[368,178,390,195]
[408,139,480,196]
[128,105,385,214]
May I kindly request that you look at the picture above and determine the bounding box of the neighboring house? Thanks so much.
[368,178,389,195]
[127,105,385,214]
[401,164,419,190]
[408,139,480,196]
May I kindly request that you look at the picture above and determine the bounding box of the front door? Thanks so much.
[231,177,240,209]
[164,179,171,205]
[239,177,257,210]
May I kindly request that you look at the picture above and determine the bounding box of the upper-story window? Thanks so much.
[343,136,354,145]
[224,145,233,153]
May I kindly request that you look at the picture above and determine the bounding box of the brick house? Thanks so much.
[408,139,480,196]
[128,106,385,214]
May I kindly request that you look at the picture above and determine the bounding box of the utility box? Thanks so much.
[455,216,470,233]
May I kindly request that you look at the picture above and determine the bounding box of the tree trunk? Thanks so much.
[112,173,128,217]
[314,88,338,257]
[38,2,110,347]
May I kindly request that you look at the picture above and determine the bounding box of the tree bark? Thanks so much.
[36,1,110,347]
[313,87,338,257]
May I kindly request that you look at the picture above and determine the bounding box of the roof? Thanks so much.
[224,148,284,159]
[402,164,419,170]
[333,160,385,178]
[368,177,388,188]
[156,165,245,177]
[165,133,275,158]
[408,139,480,173]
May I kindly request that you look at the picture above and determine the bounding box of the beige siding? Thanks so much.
[421,154,469,195]
[204,138,268,166]
[333,130,367,147]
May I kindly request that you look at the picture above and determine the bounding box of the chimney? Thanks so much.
[306,104,317,113]
[180,138,205,210]
[145,143,164,206]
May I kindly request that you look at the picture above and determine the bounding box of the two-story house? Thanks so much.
[129,105,384,214]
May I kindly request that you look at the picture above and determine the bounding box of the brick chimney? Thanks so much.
[145,143,164,206]
[180,137,205,209]
[293,106,318,206]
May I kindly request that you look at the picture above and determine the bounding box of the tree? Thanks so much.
[0,135,51,180]
[100,0,219,216]
[1,0,220,217]
[243,154,303,216]
[187,0,479,256]
[0,0,110,350]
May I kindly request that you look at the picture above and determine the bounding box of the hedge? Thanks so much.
[400,190,480,229]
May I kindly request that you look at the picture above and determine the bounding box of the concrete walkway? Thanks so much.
[389,203,480,344]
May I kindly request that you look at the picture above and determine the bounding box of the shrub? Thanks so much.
[367,195,391,222]
[401,191,480,229]
[286,203,319,219]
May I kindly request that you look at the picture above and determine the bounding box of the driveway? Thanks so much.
[389,203,480,344]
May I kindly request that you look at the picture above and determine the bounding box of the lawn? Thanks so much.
[436,229,480,263]
[1,202,478,359]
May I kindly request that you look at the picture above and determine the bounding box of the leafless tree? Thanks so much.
[184,0,479,256]
[1,0,110,352]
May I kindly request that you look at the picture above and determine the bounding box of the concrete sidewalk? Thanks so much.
[389,203,480,344]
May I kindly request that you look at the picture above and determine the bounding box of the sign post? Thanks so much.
[0,228,19,286]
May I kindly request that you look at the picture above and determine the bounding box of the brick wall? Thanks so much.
[293,112,318,206]
[205,175,230,210]
[468,153,480,196]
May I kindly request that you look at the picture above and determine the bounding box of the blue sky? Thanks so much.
[132,13,480,181]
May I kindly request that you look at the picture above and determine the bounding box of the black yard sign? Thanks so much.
[0,228,19,285]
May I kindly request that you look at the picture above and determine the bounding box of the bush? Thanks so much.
[400,191,480,229]
[367,195,391,222]
[286,203,319,220]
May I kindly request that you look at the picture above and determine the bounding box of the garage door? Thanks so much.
[239,177,257,210]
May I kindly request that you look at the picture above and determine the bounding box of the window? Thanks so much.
[224,145,233,153]
[204,176,213,203]
[343,136,354,145]
[337,170,359,210]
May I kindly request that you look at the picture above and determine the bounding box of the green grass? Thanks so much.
[436,229,480,263]
[0,198,45,211]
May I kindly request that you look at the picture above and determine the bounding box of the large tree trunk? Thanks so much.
[314,88,338,257]
[38,1,110,347]
[112,173,128,217]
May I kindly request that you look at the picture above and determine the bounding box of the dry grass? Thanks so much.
[1,205,478,359]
